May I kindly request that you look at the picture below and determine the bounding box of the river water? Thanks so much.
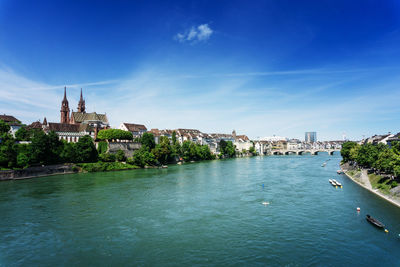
[1,154,400,266]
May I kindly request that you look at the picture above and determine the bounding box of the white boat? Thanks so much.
[329,179,333,183]
[321,162,327,167]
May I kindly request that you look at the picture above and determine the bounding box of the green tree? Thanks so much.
[0,120,10,135]
[140,132,155,150]
[60,141,77,163]
[340,141,358,162]
[97,129,133,141]
[75,135,98,163]
[15,126,31,141]
[115,149,126,162]
[0,135,17,168]
[172,131,177,145]
[152,136,171,164]
[132,146,156,167]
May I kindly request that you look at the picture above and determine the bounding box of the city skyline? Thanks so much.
[1,1,400,140]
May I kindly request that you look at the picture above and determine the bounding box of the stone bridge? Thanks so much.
[270,149,340,155]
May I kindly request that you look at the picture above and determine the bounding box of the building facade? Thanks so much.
[305,132,317,143]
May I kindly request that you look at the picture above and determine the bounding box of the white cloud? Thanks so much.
[174,24,213,43]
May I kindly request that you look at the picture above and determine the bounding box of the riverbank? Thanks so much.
[341,163,400,208]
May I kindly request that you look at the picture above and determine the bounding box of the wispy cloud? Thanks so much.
[1,65,399,141]
[174,24,213,43]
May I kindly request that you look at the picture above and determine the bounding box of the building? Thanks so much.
[120,123,147,138]
[305,132,317,143]
[46,87,109,142]
[0,114,22,137]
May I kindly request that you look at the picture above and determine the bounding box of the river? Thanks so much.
[1,154,400,266]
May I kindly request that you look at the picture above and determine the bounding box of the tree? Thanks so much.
[340,141,358,162]
[115,149,126,162]
[15,127,31,141]
[219,140,236,158]
[61,141,77,163]
[152,136,171,164]
[172,131,177,145]
[132,146,156,167]
[0,120,10,135]
[140,132,155,150]
[97,129,133,141]
[0,134,17,168]
[75,135,98,163]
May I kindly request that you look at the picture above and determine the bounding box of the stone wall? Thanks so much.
[0,164,76,181]
[107,142,141,157]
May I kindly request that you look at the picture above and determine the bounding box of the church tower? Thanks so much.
[60,87,70,123]
[77,88,86,113]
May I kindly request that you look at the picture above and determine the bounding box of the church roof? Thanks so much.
[27,121,43,130]
[71,112,108,123]
[48,123,80,132]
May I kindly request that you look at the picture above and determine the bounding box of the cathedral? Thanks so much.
[59,87,109,128]
[42,87,109,142]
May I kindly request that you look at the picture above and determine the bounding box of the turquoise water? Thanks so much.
[1,154,400,266]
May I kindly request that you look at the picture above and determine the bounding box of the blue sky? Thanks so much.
[0,0,400,140]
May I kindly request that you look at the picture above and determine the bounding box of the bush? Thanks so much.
[115,150,126,162]
[391,181,398,188]
[97,141,108,154]
[97,129,133,141]
[99,153,116,162]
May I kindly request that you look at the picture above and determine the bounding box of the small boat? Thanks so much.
[366,215,385,228]
[336,181,342,187]
[329,179,333,183]
[337,170,343,174]
[321,162,327,167]
[331,180,337,186]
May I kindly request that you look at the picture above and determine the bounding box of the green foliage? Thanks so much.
[77,161,139,172]
[343,141,400,179]
[139,132,156,150]
[97,141,108,154]
[15,126,31,141]
[249,145,257,155]
[340,141,358,162]
[219,140,236,158]
[97,129,133,141]
[172,131,177,145]
[391,181,398,188]
[29,130,63,165]
[74,135,98,163]
[115,150,126,162]
[132,146,157,167]
[0,134,17,168]
[152,136,172,164]
[0,120,10,135]
[99,153,116,162]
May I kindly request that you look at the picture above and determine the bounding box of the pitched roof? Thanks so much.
[236,135,249,141]
[71,112,108,123]
[48,123,80,132]
[123,123,147,132]
[27,121,43,130]
[0,114,20,124]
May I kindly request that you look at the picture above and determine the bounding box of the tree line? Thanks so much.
[341,141,400,177]
[0,120,248,170]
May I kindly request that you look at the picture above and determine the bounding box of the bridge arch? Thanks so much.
[285,151,297,155]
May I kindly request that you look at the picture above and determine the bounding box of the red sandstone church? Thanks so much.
[42,87,109,142]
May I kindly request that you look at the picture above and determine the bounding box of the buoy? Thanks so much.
[356,207,360,212]
[385,229,389,233]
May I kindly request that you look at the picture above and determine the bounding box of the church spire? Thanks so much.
[60,87,70,123]
[77,88,86,113]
